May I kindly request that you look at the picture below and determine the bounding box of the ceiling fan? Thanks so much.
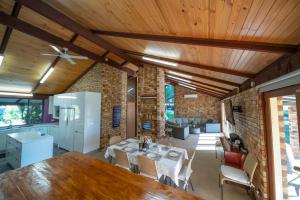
[41,45,88,64]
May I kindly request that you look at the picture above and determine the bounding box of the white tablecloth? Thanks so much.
[105,138,188,186]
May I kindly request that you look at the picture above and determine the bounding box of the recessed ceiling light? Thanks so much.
[178,83,196,90]
[40,67,54,83]
[0,55,4,66]
[142,57,177,67]
[168,71,192,79]
[167,75,191,83]
[0,92,33,97]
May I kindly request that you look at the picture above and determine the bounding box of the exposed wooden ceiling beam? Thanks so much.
[91,30,298,54]
[143,61,240,87]
[0,11,136,77]
[32,34,78,92]
[166,76,228,95]
[166,78,226,96]
[168,80,222,98]
[0,3,21,55]
[165,73,232,92]
[123,49,254,78]
[16,0,142,67]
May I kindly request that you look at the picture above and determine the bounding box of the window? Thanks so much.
[165,84,174,120]
[0,98,43,127]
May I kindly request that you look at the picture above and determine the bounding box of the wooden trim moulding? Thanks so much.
[16,0,141,67]
[123,49,254,78]
[91,30,298,54]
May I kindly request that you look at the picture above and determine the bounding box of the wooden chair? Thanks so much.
[107,136,123,163]
[219,153,258,200]
[137,155,161,181]
[178,151,196,191]
[114,149,131,171]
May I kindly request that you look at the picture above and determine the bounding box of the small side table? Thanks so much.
[190,127,201,134]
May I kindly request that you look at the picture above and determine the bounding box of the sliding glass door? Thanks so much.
[265,85,300,200]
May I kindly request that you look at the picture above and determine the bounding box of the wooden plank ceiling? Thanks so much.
[0,0,299,96]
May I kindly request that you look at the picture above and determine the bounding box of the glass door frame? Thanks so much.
[264,84,300,200]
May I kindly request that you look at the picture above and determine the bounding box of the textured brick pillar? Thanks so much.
[137,65,165,138]
[277,97,288,200]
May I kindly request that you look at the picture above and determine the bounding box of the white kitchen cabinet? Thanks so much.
[6,132,53,169]
[48,125,59,144]
[54,92,101,153]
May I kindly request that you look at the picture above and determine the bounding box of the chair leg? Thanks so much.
[219,174,221,188]
[221,185,223,200]
[108,156,112,164]
[189,178,194,191]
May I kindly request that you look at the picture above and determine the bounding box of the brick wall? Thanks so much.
[174,86,221,122]
[137,64,165,137]
[222,88,268,199]
[288,106,300,157]
[67,63,127,149]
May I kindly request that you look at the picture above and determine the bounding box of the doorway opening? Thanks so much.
[265,85,300,200]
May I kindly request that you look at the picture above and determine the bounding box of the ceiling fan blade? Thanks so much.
[68,55,88,60]
[40,53,60,56]
[49,45,63,54]
[65,56,76,65]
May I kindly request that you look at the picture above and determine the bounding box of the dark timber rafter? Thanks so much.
[0,2,21,55]
[168,80,222,98]
[123,49,254,78]
[166,76,228,95]
[0,12,136,77]
[91,30,298,54]
[16,0,142,67]
[165,72,232,92]
[143,61,240,87]
[166,78,226,96]
[32,34,79,92]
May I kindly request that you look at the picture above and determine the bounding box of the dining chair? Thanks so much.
[286,144,300,197]
[178,151,196,192]
[114,149,131,171]
[137,155,161,181]
[108,136,122,163]
[219,153,258,200]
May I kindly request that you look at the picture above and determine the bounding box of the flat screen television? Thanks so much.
[224,99,235,125]
[143,121,152,130]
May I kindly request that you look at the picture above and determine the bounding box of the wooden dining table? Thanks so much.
[0,152,203,200]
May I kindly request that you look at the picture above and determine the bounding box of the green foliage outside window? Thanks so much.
[165,85,174,120]
[0,98,43,127]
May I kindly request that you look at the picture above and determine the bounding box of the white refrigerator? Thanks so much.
[54,92,101,153]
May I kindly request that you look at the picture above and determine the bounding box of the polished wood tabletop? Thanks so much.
[0,152,202,200]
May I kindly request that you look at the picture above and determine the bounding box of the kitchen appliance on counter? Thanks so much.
[53,92,101,153]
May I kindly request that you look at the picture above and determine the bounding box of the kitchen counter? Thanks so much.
[0,123,58,153]
[6,131,53,169]
[7,132,53,144]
